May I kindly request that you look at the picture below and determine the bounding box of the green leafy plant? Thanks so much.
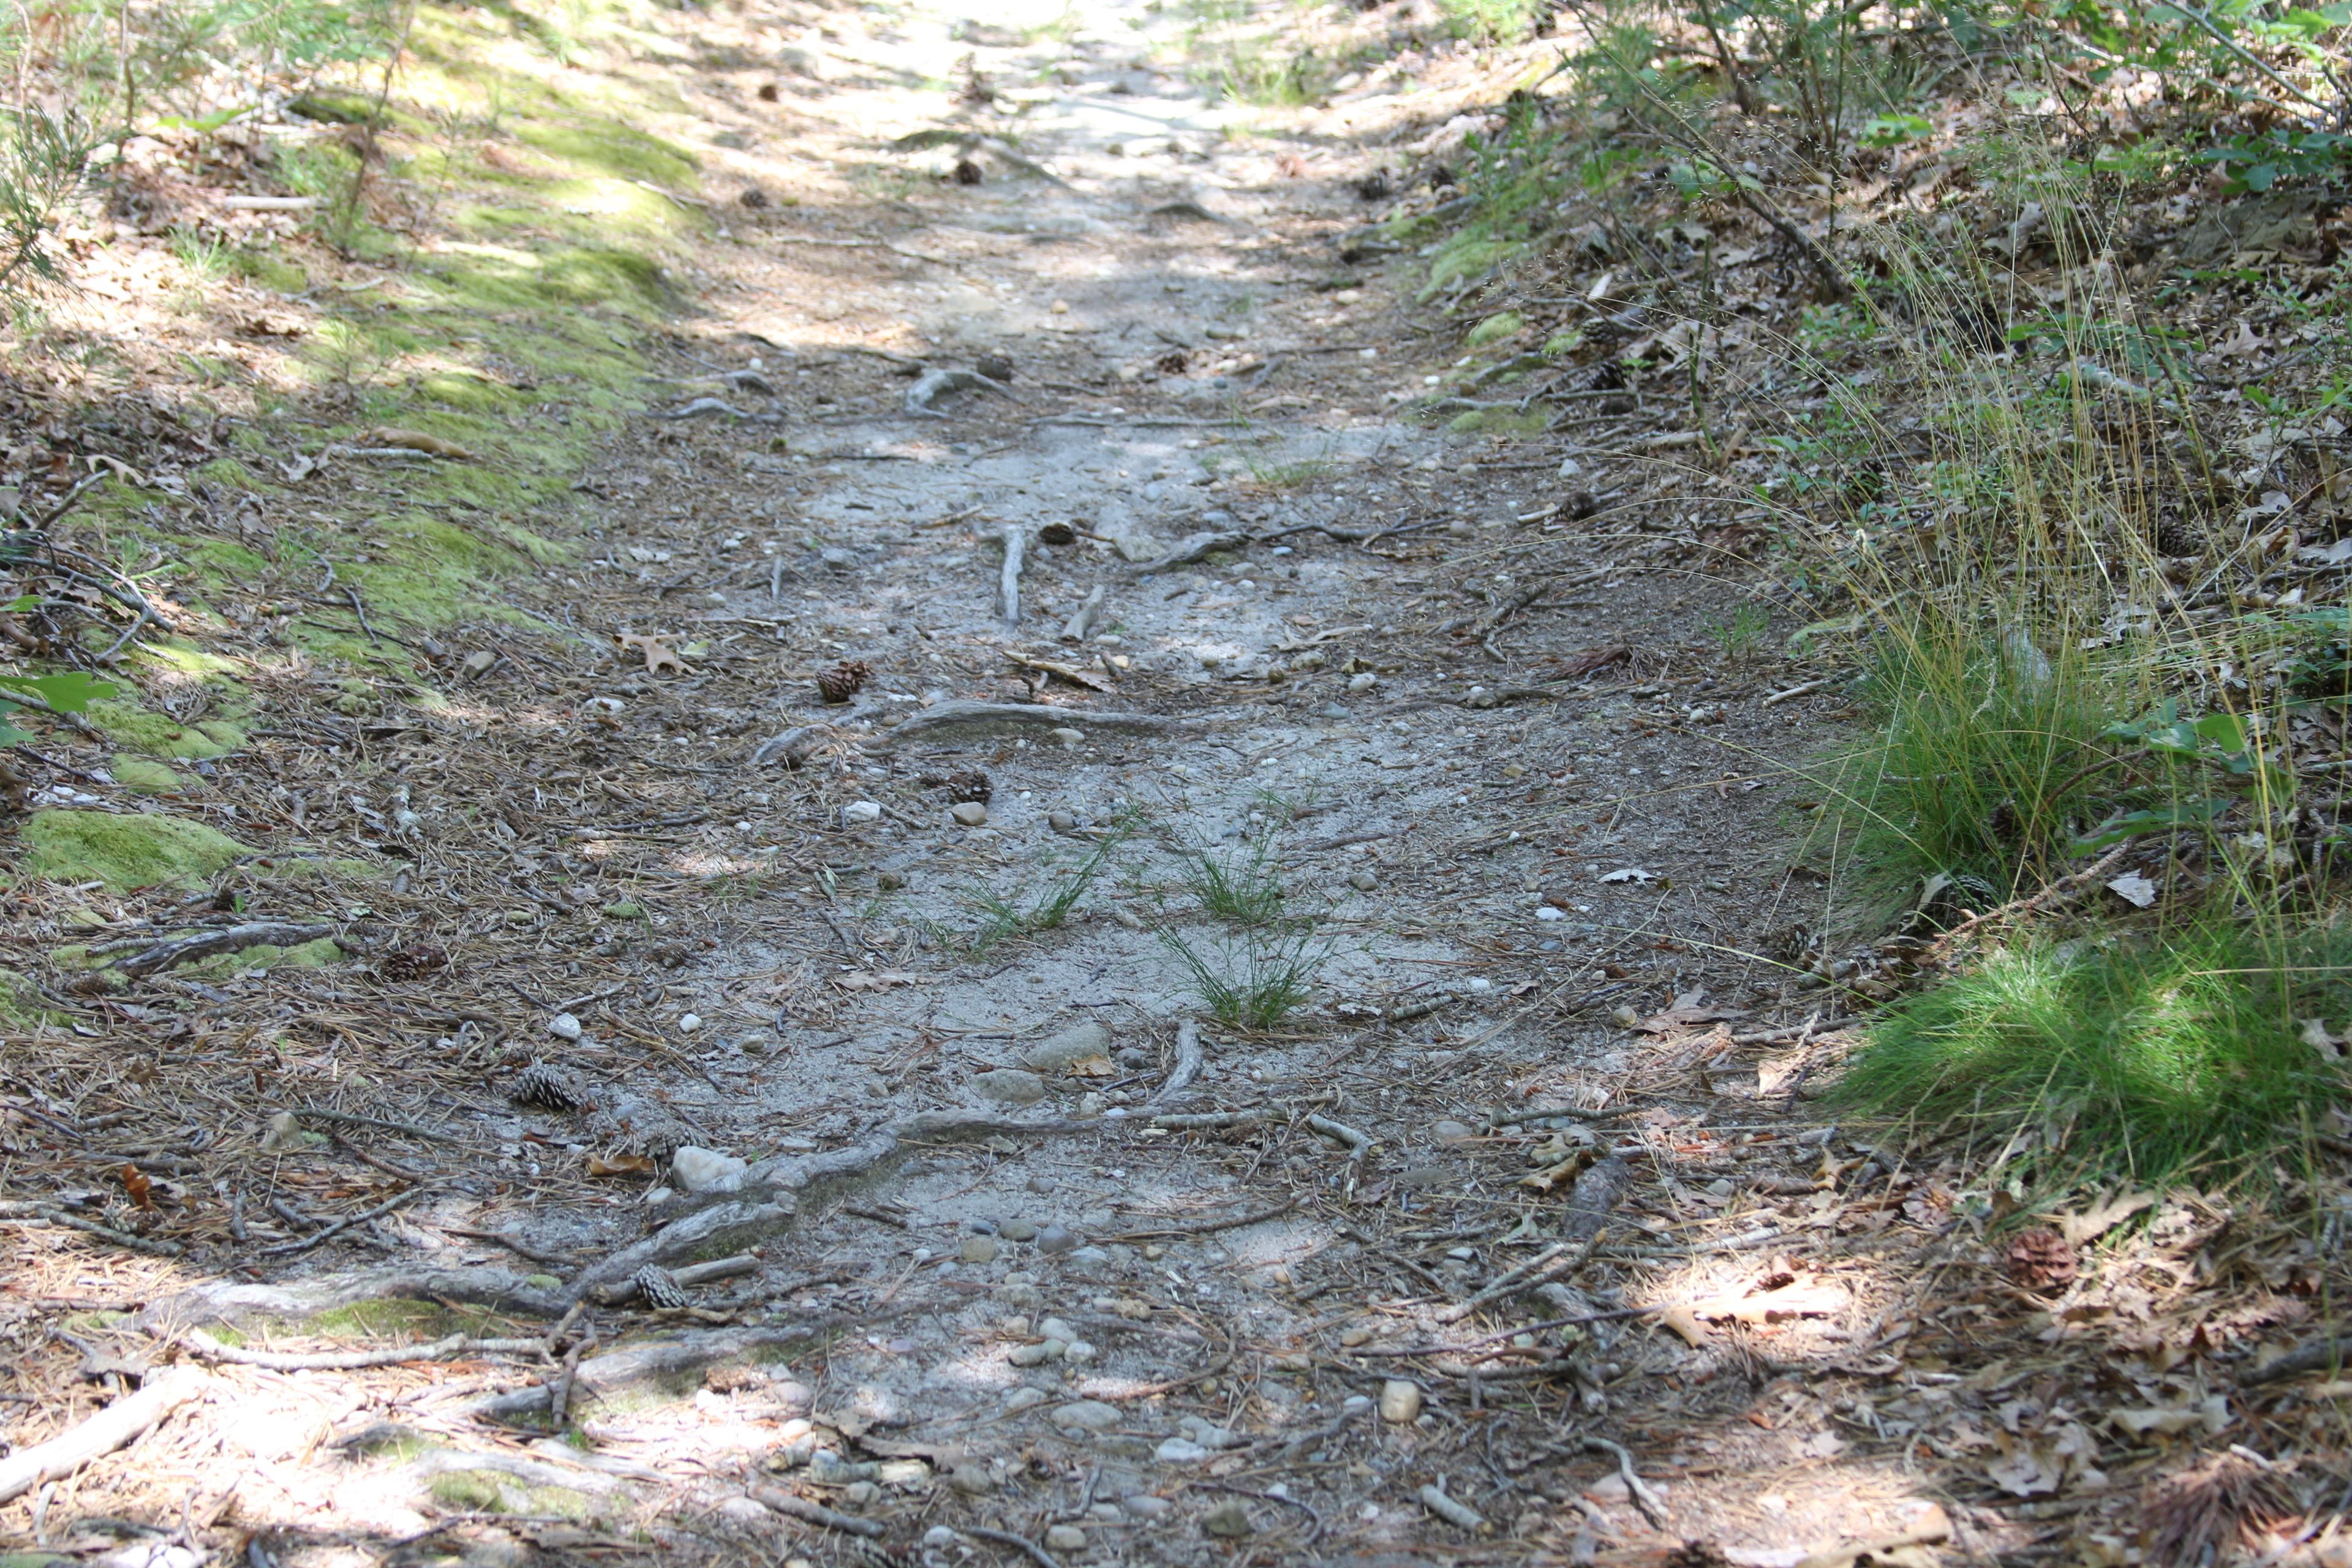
[2196,129,2352,194]
[1702,601,1772,664]
[0,107,97,301]
[959,820,1130,950]
[0,671,118,746]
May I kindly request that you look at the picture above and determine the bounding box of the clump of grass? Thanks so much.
[1179,828,1288,926]
[1836,921,2350,1187]
[960,825,1127,951]
[1158,924,1327,1030]
[1701,601,1772,665]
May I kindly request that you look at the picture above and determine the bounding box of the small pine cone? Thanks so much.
[2004,1226,2078,1290]
[938,768,991,804]
[509,1062,585,1112]
[633,1264,688,1309]
[815,659,873,704]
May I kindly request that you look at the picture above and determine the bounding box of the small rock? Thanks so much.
[1126,1493,1173,1519]
[1038,1316,1075,1341]
[840,1480,880,1507]
[878,869,908,890]
[951,801,989,826]
[1610,1003,1640,1028]
[258,1110,305,1153]
[1201,1499,1254,1538]
[1001,1218,1040,1242]
[820,546,856,572]
[1379,1379,1423,1423]
[548,1012,583,1041]
[1348,671,1378,692]
[1035,1223,1079,1256]
[678,1012,703,1032]
[1048,810,1078,832]
[1154,1438,1209,1464]
[1008,1342,1054,1367]
[842,801,882,823]
[1066,1245,1109,1268]
[1051,1400,1122,1432]
[1049,727,1084,749]
[1005,1387,1049,1411]
[973,1068,1047,1104]
[715,1496,770,1527]
[1064,1339,1096,1363]
[962,1235,1000,1264]
[923,1526,963,1548]
[1022,1020,1114,1072]
[1433,1119,1476,1144]
[1044,1525,1087,1551]
[670,1145,748,1193]
[1348,870,1378,892]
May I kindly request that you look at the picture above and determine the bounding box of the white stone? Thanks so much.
[1050,1400,1122,1432]
[678,1012,703,1033]
[670,1145,748,1193]
[951,801,988,826]
[842,801,882,823]
[1153,1438,1209,1463]
[1379,1379,1423,1423]
[547,1012,582,1041]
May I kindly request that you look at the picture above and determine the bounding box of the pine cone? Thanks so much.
[510,1062,586,1112]
[815,659,872,704]
[379,945,448,981]
[2004,1226,2078,1290]
[919,768,991,804]
[633,1264,688,1309]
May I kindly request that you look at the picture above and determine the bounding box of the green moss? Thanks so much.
[110,756,187,794]
[19,810,251,889]
[603,900,647,919]
[1466,310,1524,348]
[191,458,260,489]
[178,935,346,979]
[418,371,518,411]
[1542,330,1584,356]
[517,121,698,185]
[1420,235,1507,301]
[92,698,246,760]
[0,965,59,1025]
[428,1472,510,1512]
[135,639,244,679]
[230,250,307,292]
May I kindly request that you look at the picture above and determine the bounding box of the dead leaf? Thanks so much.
[119,1163,153,1210]
[616,631,686,675]
[832,970,924,992]
[1793,1507,1951,1568]
[1659,1303,1711,1346]
[369,427,478,459]
[2106,872,2158,908]
[1600,867,1657,884]
[1687,1272,1849,1324]
[1006,651,1111,692]
[1633,987,1743,1034]
[587,1153,657,1178]
[1062,1052,1116,1078]
[2057,1189,2158,1247]
[2109,1396,2228,1439]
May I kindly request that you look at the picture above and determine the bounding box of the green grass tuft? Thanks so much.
[1156,924,1326,1031]
[1837,922,2350,1188]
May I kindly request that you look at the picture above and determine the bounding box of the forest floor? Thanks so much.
[0,1,2346,1566]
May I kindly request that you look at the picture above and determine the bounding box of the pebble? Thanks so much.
[924,1526,962,1548]
[820,546,856,571]
[1090,1502,1125,1522]
[951,801,989,826]
[1035,1223,1079,1256]
[1039,1316,1076,1341]
[1537,905,1566,921]
[842,801,882,823]
[961,1235,1000,1264]
[1348,870,1378,891]
[669,1145,747,1193]
[1005,1387,1049,1411]
[1066,1245,1110,1268]
[973,1068,1047,1104]
[1008,1342,1056,1367]
[1379,1379,1424,1423]
[878,869,908,890]
[1000,1218,1040,1242]
[1202,1499,1254,1538]
[1348,672,1378,692]
[678,1012,703,1032]
[1154,1438,1210,1464]
[547,1012,583,1041]
[1049,727,1084,749]
[1050,1400,1122,1432]
[1044,1525,1087,1551]
[1125,1494,1173,1519]
[1063,1339,1096,1363]
[1048,809,1078,832]
[1433,1119,1475,1144]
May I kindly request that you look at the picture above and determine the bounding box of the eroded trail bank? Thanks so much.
[4,0,2348,1565]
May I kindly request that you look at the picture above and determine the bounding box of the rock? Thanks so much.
[1045,1525,1087,1551]
[678,1012,703,1032]
[924,1526,963,1548]
[670,1145,748,1193]
[1035,1223,1079,1255]
[1039,1316,1075,1341]
[1022,1021,1114,1073]
[548,1012,583,1041]
[1048,810,1078,832]
[715,1496,770,1527]
[1201,1499,1254,1538]
[1008,1342,1054,1367]
[1348,870,1378,891]
[1066,1245,1109,1269]
[951,801,989,826]
[1177,1416,1237,1449]
[258,1110,305,1153]
[1064,1340,1096,1363]
[1348,672,1378,692]
[973,1068,1047,1104]
[1005,1387,1049,1411]
[1433,1119,1476,1144]
[1049,727,1084,749]
[1379,1379,1423,1423]
[961,1235,1000,1264]
[1001,1218,1040,1242]
[842,801,882,823]
[841,1480,880,1507]
[878,869,908,890]
[1052,1400,1123,1432]
[1154,1438,1209,1464]
[820,547,856,573]
[1125,1494,1172,1519]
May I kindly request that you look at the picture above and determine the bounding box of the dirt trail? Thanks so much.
[0,4,1954,1566]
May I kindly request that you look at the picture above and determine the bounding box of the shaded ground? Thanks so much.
[2,2,2348,1567]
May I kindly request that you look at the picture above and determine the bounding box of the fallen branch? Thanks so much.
[184,1328,545,1371]
[2252,1336,2352,1384]
[0,1200,185,1257]
[1147,1107,1283,1132]
[586,1252,762,1306]
[0,1366,206,1503]
[1583,1436,1668,1528]
[905,366,1018,417]
[752,1484,889,1538]
[750,726,832,769]
[470,1322,846,1423]
[1152,1020,1203,1105]
[1920,843,2133,959]
[282,1106,470,1145]
[998,524,1028,629]
[1105,1197,1298,1243]
[1419,1482,1487,1531]
[117,921,337,978]
[258,1185,431,1257]
[1128,529,1250,574]
[874,699,1205,744]
[1305,1114,1373,1162]
[1059,585,1107,643]
[964,1525,1065,1568]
